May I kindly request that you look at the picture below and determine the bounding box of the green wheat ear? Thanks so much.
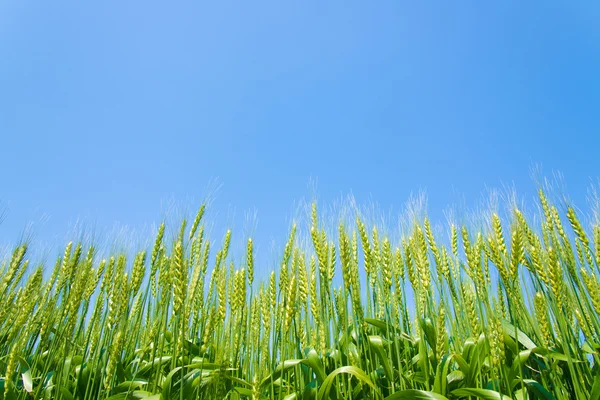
[189,204,206,240]
[247,238,254,286]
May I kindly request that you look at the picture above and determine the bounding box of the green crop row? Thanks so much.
[1,191,599,399]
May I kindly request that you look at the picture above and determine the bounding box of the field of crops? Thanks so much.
[1,190,600,399]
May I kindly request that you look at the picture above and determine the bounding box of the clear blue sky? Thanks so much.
[1,2,599,264]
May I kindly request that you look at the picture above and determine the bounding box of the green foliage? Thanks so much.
[0,194,599,399]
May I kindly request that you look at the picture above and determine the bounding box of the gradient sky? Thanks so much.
[1,2,599,267]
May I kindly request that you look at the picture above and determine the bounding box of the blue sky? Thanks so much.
[1,2,599,266]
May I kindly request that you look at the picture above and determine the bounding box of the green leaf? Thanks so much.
[21,370,33,393]
[365,319,412,342]
[302,348,326,384]
[451,388,512,400]
[184,340,202,357]
[227,375,252,388]
[546,351,576,362]
[106,391,160,400]
[453,354,472,386]
[365,318,391,333]
[500,320,537,350]
[384,389,449,399]
[185,361,222,370]
[521,379,556,400]
[513,387,527,400]
[590,373,600,400]
[259,359,304,391]
[105,393,130,400]
[137,356,172,378]
[420,318,437,356]
[303,380,318,400]
[59,387,74,400]
[113,380,148,394]
[369,336,394,381]
[232,387,253,397]
[433,355,452,395]
[317,366,380,400]
[509,347,578,382]
[582,341,598,354]
[446,370,464,386]
[160,366,182,400]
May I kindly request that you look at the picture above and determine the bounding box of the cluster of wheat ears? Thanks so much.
[1,190,600,399]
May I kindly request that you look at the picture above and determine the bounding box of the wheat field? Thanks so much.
[1,191,599,399]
